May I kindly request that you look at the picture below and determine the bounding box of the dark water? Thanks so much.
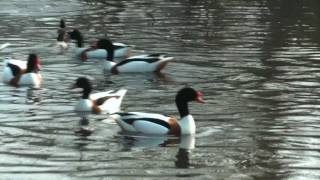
[1,0,320,179]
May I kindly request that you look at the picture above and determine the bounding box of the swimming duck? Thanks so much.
[73,77,127,114]
[99,38,173,74]
[104,53,173,74]
[110,87,204,135]
[3,54,42,88]
[67,29,131,61]
[56,19,69,50]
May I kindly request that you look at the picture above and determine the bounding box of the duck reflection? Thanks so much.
[175,148,190,168]
[104,71,174,86]
[117,133,195,168]
[72,114,94,162]
[117,133,179,149]
[150,72,173,84]
[175,135,195,168]
[74,113,94,137]
[26,87,42,104]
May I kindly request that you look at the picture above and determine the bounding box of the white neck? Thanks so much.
[19,73,42,88]
[102,60,116,71]
[178,115,196,135]
[75,99,93,112]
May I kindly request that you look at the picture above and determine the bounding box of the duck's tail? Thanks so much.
[95,89,128,114]
[0,43,10,51]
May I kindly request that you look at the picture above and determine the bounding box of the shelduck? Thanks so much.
[98,38,173,73]
[104,53,173,74]
[67,29,131,61]
[73,77,127,114]
[110,87,204,135]
[56,19,69,50]
[3,54,42,88]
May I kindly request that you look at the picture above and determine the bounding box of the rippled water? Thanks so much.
[1,0,320,179]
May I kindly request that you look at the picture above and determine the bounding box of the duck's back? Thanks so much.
[3,58,26,83]
[113,112,172,134]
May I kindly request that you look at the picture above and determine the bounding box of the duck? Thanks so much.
[73,77,127,114]
[3,54,42,88]
[55,19,69,50]
[104,53,173,74]
[67,29,131,61]
[109,87,204,135]
[98,38,173,74]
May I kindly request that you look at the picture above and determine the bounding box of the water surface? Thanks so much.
[1,0,320,179]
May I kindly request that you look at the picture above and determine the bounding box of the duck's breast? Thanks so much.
[75,99,94,112]
[56,41,68,50]
[19,73,42,88]
[179,115,196,135]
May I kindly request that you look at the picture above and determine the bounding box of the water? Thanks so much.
[1,0,320,179]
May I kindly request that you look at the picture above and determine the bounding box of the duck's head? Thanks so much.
[73,77,92,90]
[68,29,84,47]
[176,87,204,104]
[175,87,204,118]
[73,77,92,99]
[26,54,41,73]
[96,38,114,61]
[60,19,66,29]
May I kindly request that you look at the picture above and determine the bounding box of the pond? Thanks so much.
[1,0,320,179]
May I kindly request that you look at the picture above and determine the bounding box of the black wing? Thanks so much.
[7,63,21,76]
